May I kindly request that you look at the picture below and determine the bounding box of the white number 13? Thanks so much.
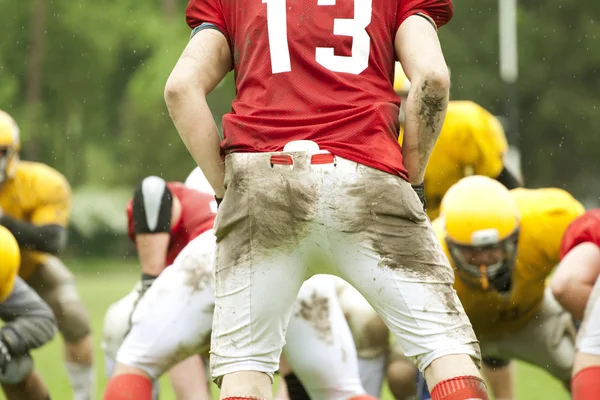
[262,0,373,75]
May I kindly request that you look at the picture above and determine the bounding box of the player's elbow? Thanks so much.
[164,75,189,107]
[419,67,450,94]
[43,226,68,255]
[550,271,574,308]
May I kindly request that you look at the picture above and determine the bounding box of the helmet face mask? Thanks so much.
[0,111,20,185]
[447,228,520,292]
[0,147,16,185]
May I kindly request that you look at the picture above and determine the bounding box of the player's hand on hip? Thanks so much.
[411,183,427,212]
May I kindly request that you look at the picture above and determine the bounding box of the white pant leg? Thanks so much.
[116,231,217,379]
[101,282,142,364]
[284,275,365,400]
[322,159,480,372]
[210,151,480,384]
[578,277,600,356]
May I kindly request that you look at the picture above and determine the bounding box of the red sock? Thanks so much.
[431,376,489,400]
[572,366,600,400]
[223,398,265,400]
[103,374,153,400]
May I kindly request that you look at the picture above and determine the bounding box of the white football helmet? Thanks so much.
[184,167,216,196]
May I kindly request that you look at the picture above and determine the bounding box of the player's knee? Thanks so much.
[387,359,418,400]
[351,313,389,358]
[31,258,91,342]
[339,289,389,358]
[51,286,91,342]
[0,354,34,385]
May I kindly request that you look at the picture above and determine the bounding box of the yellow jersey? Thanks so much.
[400,101,508,219]
[434,187,585,339]
[0,161,71,279]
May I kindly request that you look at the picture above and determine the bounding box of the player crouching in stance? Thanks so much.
[103,174,372,400]
[102,176,217,399]
[400,176,582,399]
[0,226,58,400]
[0,110,95,400]
[550,209,600,399]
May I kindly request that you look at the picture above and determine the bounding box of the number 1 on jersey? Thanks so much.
[263,0,372,75]
[262,0,292,73]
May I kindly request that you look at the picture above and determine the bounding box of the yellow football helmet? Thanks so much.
[0,226,20,302]
[0,110,20,185]
[441,175,520,291]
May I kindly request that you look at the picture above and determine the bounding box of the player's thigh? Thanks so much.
[210,153,310,381]
[577,276,600,356]
[336,277,389,359]
[25,255,90,342]
[490,288,575,383]
[284,275,365,400]
[329,164,480,372]
[116,234,216,379]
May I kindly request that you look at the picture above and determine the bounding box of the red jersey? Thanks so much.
[560,209,600,260]
[127,182,217,265]
[186,0,453,180]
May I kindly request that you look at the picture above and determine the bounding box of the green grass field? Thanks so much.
[2,259,572,399]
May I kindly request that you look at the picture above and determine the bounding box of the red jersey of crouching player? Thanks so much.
[186,0,453,180]
[126,182,216,265]
[560,209,600,259]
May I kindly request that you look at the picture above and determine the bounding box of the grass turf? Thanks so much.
[1,258,571,399]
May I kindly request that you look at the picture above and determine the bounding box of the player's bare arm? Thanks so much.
[165,29,232,198]
[135,234,170,277]
[0,214,67,255]
[395,15,450,185]
[551,242,600,320]
[131,177,182,292]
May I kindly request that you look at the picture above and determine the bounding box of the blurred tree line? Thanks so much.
[0,0,599,255]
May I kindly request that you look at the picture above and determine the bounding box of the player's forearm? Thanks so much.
[395,15,450,185]
[0,216,67,254]
[0,278,57,356]
[135,233,170,277]
[166,90,225,198]
[401,75,449,184]
[495,166,522,190]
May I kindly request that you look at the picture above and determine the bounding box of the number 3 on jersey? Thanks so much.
[262,0,373,75]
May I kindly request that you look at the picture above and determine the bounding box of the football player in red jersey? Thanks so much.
[103,173,374,400]
[551,209,600,399]
[101,175,216,400]
[162,0,489,399]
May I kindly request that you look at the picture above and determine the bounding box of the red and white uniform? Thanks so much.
[126,182,216,265]
[185,0,480,385]
[187,0,452,179]
[103,176,368,400]
[561,209,600,356]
